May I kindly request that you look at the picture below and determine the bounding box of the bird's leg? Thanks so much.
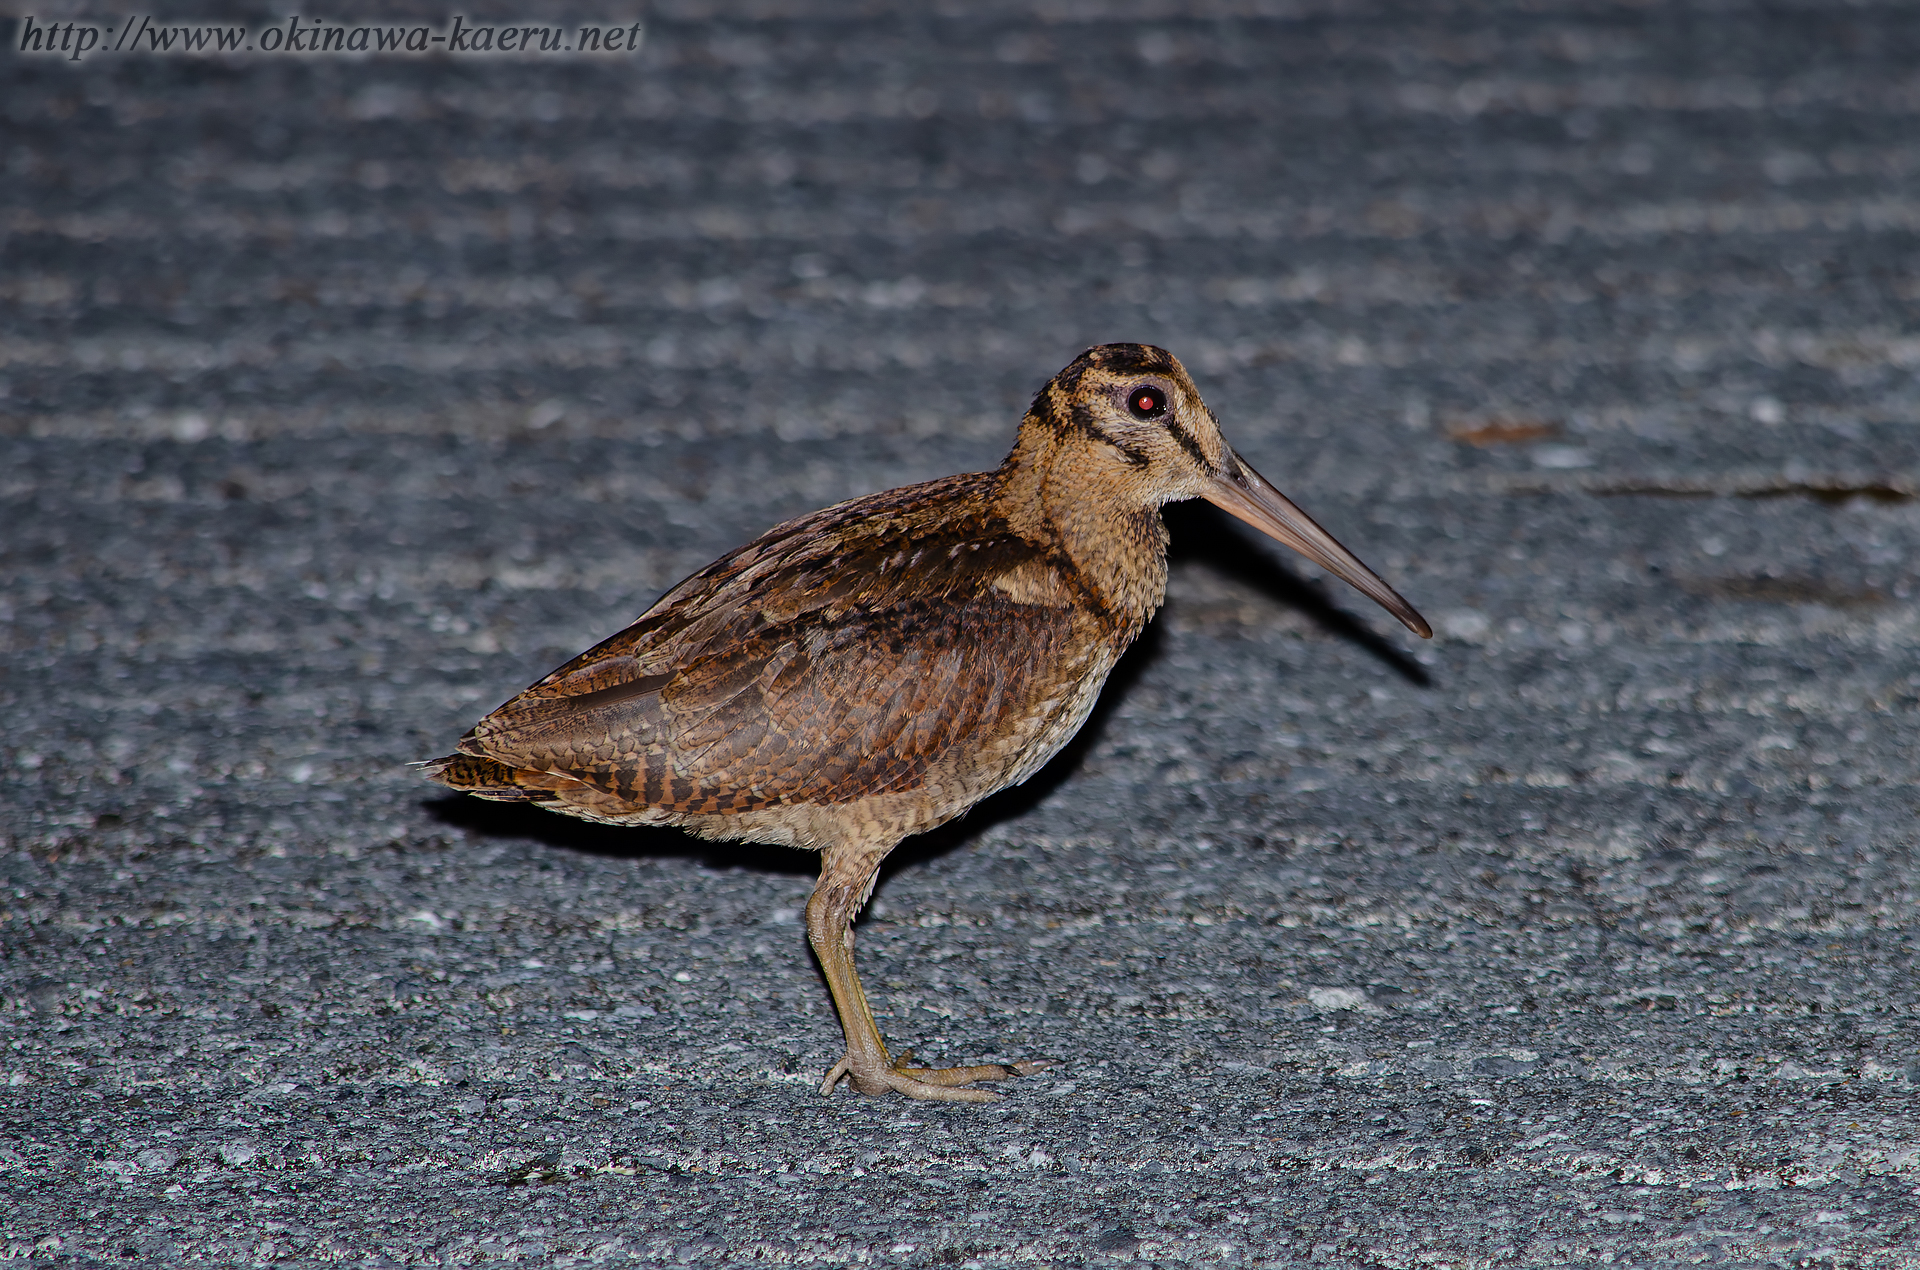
[807,850,1041,1103]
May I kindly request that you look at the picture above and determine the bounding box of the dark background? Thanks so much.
[5,1,1920,1264]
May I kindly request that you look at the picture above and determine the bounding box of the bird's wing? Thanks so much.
[452,473,1093,813]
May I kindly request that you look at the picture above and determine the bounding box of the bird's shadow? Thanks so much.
[425,500,1428,882]
[423,793,813,876]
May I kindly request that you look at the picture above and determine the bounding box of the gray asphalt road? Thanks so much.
[6,2,1920,1265]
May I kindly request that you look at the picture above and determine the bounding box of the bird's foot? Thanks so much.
[820,1050,1048,1103]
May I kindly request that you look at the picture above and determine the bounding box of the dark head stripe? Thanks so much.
[1056,342,1178,392]
[1089,343,1177,377]
[1040,394,1148,467]
[1166,418,1212,472]
[1071,402,1150,467]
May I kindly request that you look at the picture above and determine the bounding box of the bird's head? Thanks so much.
[1020,343,1431,638]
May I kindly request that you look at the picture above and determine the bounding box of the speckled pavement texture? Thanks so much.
[6,2,1920,1265]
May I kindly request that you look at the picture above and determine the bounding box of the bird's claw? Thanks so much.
[820,1051,1046,1102]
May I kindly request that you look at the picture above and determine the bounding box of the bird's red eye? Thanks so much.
[1128,385,1167,419]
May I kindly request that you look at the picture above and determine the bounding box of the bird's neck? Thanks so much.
[992,432,1170,634]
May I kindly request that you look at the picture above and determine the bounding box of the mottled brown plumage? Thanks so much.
[427,344,1428,1102]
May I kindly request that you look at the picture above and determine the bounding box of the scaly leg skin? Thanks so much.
[805,851,1044,1102]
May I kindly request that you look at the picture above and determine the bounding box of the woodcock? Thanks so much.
[427,344,1430,1102]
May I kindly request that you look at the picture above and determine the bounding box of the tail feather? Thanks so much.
[423,752,672,828]
[421,753,563,803]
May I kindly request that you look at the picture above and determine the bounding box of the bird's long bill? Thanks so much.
[1204,451,1433,638]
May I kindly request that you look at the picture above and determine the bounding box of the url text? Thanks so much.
[16,15,645,61]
